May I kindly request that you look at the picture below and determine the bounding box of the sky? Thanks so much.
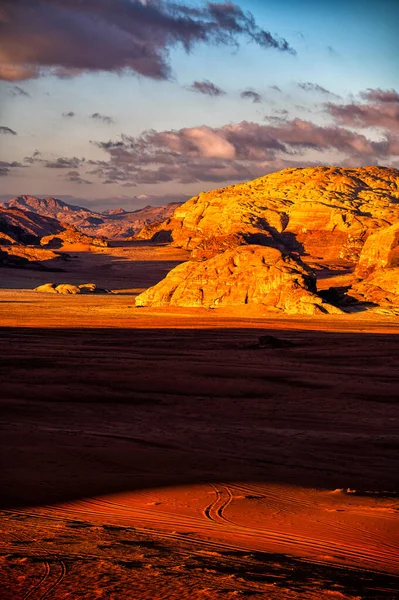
[0,0,398,210]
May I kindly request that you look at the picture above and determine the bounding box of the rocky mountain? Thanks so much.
[137,166,399,263]
[0,206,63,244]
[2,196,182,240]
[135,166,399,313]
[0,205,107,267]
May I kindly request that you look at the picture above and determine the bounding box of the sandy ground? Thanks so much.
[0,243,398,599]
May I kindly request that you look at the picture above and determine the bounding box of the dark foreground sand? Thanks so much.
[0,244,398,599]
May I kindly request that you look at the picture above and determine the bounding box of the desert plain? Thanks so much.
[0,235,398,600]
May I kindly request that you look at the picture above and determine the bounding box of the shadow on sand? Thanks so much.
[1,326,398,510]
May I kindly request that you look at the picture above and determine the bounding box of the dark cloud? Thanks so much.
[0,160,25,176]
[62,111,76,118]
[241,89,262,103]
[359,88,399,104]
[90,116,397,186]
[297,82,339,98]
[22,152,84,169]
[327,89,399,132]
[23,150,42,164]
[65,170,92,185]
[91,113,114,125]
[11,85,31,97]
[45,157,84,169]
[270,85,282,92]
[0,126,17,135]
[0,1,295,82]
[189,80,226,96]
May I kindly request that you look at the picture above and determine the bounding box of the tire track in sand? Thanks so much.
[21,562,51,600]
[38,560,66,600]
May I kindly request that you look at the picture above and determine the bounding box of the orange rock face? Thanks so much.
[138,166,399,263]
[356,222,399,277]
[349,222,399,308]
[135,245,341,314]
[40,226,108,248]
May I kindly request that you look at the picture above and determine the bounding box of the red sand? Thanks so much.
[0,244,398,599]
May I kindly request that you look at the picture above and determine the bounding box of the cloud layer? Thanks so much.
[0,0,295,81]
[90,105,398,186]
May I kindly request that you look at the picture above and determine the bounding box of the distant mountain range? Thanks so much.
[1,196,182,240]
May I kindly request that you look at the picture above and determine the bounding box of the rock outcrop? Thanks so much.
[136,245,341,315]
[351,270,399,307]
[40,226,108,248]
[34,283,110,294]
[355,222,399,277]
[137,166,399,263]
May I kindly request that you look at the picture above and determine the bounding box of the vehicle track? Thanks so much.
[38,560,66,600]
[3,481,399,576]
[20,561,51,600]
[3,508,398,579]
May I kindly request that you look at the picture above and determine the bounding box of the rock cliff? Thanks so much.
[137,166,399,263]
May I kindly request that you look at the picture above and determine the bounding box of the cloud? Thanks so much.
[297,82,339,98]
[23,152,84,169]
[62,111,76,118]
[0,160,25,176]
[0,1,295,82]
[90,115,397,186]
[23,150,42,164]
[359,88,399,104]
[0,126,17,135]
[65,170,92,185]
[91,113,114,125]
[327,88,399,132]
[241,89,262,103]
[11,85,30,97]
[45,157,84,169]
[270,85,282,92]
[189,80,226,96]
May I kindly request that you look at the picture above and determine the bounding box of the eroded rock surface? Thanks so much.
[355,222,399,277]
[137,166,399,263]
[34,283,110,294]
[40,226,108,248]
[136,245,341,315]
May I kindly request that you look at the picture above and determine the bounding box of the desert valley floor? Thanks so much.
[1,242,398,599]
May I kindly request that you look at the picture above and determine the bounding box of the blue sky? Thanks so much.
[0,0,398,209]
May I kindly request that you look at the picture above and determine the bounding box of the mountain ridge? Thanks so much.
[2,196,183,240]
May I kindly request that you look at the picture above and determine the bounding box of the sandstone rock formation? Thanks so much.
[355,222,399,277]
[40,226,108,248]
[34,283,109,294]
[137,166,399,263]
[351,270,399,307]
[136,245,341,315]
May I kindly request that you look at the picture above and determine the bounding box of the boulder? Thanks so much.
[135,245,342,315]
[34,283,58,293]
[55,284,81,294]
[34,282,110,294]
